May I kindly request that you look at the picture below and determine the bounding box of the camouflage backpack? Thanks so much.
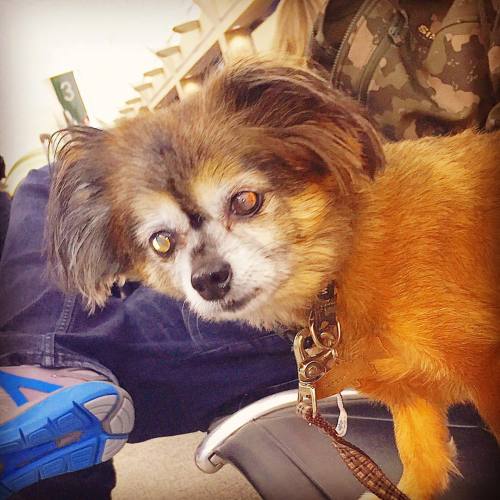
[310,0,500,140]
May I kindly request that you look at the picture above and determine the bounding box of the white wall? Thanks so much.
[0,0,194,171]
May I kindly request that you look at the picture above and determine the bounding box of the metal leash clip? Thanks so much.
[293,286,341,417]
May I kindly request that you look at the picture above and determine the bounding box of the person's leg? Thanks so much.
[0,167,297,495]
[0,189,10,260]
[0,167,132,498]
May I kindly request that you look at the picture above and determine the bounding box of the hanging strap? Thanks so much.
[303,408,409,500]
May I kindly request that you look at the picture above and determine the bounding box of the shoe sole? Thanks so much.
[0,381,134,499]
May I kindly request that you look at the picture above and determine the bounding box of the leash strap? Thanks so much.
[302,408,409,500]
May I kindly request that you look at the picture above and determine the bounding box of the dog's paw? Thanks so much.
[358,492,380,500]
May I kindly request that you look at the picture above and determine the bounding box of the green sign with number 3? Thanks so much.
[50,71,89,126]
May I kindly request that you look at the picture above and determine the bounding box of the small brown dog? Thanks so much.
[47,59,499,499]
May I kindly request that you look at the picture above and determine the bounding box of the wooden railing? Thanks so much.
[117,0,279,122]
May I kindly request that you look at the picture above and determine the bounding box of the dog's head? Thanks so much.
[47,58,384,328]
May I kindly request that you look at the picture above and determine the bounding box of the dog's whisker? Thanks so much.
[195,314,202,339]
[181,299,188,320]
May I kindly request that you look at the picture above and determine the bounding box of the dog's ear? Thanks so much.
[207,58,385,186]
[349,110,385,179]
[46,127,128,311]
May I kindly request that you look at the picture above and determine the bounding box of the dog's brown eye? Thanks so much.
[150,231,175,257]
[230,191,262,216]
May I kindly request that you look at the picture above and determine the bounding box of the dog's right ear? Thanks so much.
[46,127,128,311]
[206,58,385,186]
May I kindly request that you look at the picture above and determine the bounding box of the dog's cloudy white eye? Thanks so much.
[150,231,175,257]
[230,191,263,216]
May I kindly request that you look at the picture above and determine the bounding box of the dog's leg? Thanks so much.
[471,375,500,441]
[390,397,458,500]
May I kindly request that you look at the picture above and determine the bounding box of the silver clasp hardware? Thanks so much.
[297,381,318,417]
[293,318,341,417]
[294,285,341,417]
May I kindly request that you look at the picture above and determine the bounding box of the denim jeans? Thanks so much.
[0,167,297,497]
[0,192,9,258]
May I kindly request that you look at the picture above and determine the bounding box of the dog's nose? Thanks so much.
[191,260,232,301]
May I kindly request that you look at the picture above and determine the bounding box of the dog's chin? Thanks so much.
[188,287,275,325]
[218,289,261,313]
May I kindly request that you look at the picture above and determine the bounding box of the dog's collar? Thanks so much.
[293,282,341,416]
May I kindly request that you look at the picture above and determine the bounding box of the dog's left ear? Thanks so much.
[46,127,130,311]
[207,58,385,183]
